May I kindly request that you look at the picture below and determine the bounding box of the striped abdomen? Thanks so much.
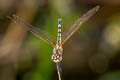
[57,19,62,46]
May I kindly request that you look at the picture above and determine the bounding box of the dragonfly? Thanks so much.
[8,5,100,80]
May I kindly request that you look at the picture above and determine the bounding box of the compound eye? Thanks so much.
[53,54,57,59]
[51,54,55,60]
[56,54,61,58]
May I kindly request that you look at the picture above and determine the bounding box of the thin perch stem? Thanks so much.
[56,63,62,80]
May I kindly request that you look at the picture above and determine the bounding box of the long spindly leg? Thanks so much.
[61,5,100,45]
[8,14,54,45]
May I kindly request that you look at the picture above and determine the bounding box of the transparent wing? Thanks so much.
[7,14,54,45]
[61,5,100,45]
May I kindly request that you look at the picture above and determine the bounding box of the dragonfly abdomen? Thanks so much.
[57,19,62,46]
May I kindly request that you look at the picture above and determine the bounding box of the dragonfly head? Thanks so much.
[51,53,62,63]
[51,45,63,63]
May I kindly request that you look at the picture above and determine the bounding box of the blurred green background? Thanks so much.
[0,0,120,80]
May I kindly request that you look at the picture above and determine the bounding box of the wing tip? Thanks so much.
[7,14,19,20]
[94,5,100,12]
[12,14,19,20]
[7,16,11,20]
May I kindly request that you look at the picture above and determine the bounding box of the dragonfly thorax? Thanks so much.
[51,44,63,63]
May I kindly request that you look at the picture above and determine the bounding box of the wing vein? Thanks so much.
[8,15,54,45]
[62,5,100,45]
